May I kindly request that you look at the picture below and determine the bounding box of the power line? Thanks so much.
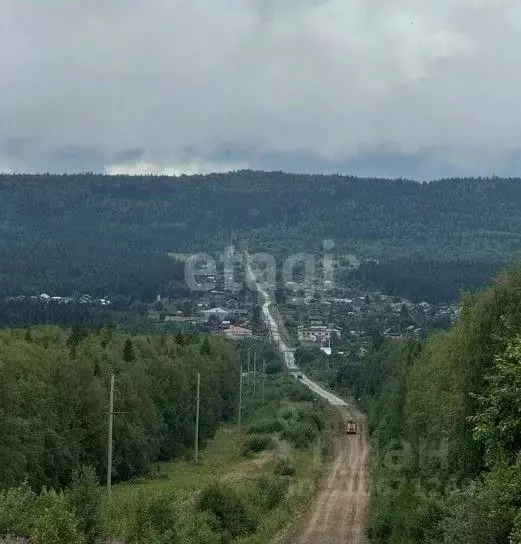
[44,420,108,454]
[174,401,196,425]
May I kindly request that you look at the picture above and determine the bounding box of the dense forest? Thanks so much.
[1,173,521,301]
[0,326,329,544]
[335,263,521,543]
[0,326,238,490]
[352,258,505,303]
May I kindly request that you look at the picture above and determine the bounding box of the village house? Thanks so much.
[222,325,253,341]
[297,325,341,345]
[201,307,230,320]
[164,316,202,325]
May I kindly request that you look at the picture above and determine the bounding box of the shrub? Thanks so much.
[297,407,325,431]
[273,458,296,476]
[0,482,36,537]
[287,384,315,403]
[174,511,220,544]
[254,475,289,511]
[31,490,85,544]
[280,408,294,421]
[246,420,283,435]
[241,435,276,457]
[125,490,179,544]
[67,466,102,544]
[198,482,258,539]
[281,422,318,450]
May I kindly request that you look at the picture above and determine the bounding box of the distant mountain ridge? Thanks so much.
[0,171,520,299]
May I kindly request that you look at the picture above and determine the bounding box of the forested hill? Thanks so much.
[1,172,521,298]
[343,260,521,542]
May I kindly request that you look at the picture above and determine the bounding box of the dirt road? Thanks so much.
[245,255,370,542]
[290,405,369,544]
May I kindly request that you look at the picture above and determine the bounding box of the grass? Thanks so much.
[118,426,246,494]
[102,376,330,543]
[103,424,256,537]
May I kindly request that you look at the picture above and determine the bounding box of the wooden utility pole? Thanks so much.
[253,351,257,396]
[106,374,115,493]
[262,358,266,404]
[246,347,251,387]
[238,365,243,428]
[195,373,201,463]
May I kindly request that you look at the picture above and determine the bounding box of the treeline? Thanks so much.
[0,299,119,328]
[353,258,505,302]
[0,326,238,491]
[0,299,159,331]
[2,173,521,299]
[336,263,521,543]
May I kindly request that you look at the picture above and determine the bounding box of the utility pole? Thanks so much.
[262,358,266,405]
[106,374,114,494]
[246,347,251,387]
[253,351,257,396]
[238,364,243,428]
[195,372,201,463]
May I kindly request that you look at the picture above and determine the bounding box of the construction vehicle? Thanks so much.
[345,420,358,435]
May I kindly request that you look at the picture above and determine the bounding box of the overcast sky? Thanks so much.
[1,0,521,179]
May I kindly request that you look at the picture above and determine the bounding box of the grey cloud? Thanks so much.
[1,0,521,177]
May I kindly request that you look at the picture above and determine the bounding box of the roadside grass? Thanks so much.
[103,424,250,535]
[102,375,330,543]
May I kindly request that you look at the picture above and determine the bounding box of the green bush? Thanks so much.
[31,490,85,544]
[241,435,276,457]
[297,407,325,432]
[174,511,220,544]
[198,482,258,539]
[124,490,179,544]
[273,458,296,477]
[287,384,315,403]
[280,408,294,421]
[0,482,36,537]
[280,422,318,450]
[246,420,284,435]
[66,466,101,544]
[254,475,289,511]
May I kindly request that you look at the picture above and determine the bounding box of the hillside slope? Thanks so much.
[1,173,521,297]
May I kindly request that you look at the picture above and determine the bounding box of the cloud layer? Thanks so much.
[1,0,520,178]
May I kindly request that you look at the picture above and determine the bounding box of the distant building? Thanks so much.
[222,326,253,341]
[201,307,230,320]
[164,316,201,325]
[298,325,341,345]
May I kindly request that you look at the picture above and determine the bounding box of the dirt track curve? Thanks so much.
[291,405,369,544]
